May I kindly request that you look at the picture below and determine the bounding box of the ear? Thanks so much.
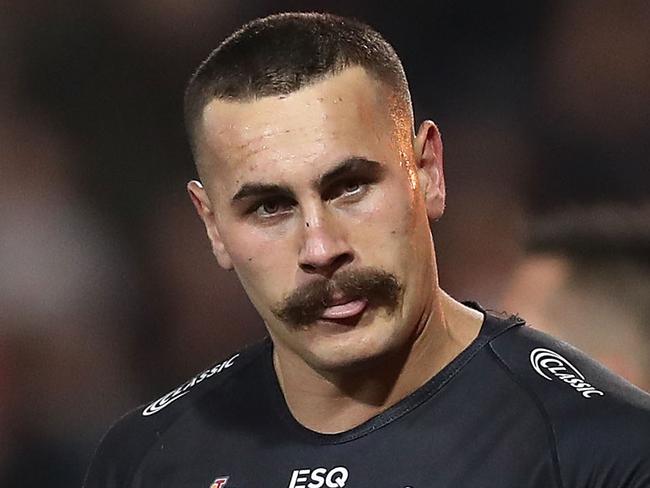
[187,180,233,270]
[413,120,445,221]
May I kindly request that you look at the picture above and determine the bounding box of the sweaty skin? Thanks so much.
[188,67,483,433]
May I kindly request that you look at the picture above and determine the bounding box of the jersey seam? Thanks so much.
[132,341,269,482]
[172,341,268,424]
[146,338,269,416]
[488,343,566,488]
[356,317,526,442]
[273,315,525,445]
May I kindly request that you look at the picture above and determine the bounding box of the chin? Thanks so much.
[298,317,409,373]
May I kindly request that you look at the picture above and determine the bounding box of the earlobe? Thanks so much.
[186,180,233,270]
[414,120,446,221]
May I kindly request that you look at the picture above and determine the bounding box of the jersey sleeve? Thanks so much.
[489,324,650,488]
[83,347,255,487]
[83,406,158,488]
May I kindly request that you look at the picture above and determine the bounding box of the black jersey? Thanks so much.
[85,308,650,488]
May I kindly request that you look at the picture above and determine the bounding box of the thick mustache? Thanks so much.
[273,267,402,326]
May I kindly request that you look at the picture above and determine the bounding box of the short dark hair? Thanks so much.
[184,12,411,159]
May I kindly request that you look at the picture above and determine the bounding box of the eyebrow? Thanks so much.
[318,157,384,189]
[231,182,293,202]
[230,157,385,203]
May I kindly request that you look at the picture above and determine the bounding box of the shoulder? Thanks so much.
[83,339,270,488]
[487,318,650,487]
[488,320,650,406]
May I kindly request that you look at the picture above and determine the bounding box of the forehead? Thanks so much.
[197,67,403,184]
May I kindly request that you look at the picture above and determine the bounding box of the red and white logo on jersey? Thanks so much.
[210,477,229,488]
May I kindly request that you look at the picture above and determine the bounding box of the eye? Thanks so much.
[322,177,371,202]
[328,179,366,200]
[252,198,292,218]
[258,201,279,215]
[343,182,361,194]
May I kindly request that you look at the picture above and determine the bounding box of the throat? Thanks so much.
[271,293,484,434]
[274,349,412,434]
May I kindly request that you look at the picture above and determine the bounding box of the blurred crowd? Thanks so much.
[1,1,648,485]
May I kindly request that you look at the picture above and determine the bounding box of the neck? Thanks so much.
[272,290,483,434]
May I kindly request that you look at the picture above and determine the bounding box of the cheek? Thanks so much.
[224,220,288,262]
[351,183,421,257]
[223,225,296,301]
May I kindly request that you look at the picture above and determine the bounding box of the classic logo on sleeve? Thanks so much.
[530,348,604,398]
[142,353,240,416]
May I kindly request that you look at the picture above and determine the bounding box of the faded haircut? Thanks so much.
[184,12,413,160]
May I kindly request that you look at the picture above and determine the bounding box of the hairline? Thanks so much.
[190,64,414,179]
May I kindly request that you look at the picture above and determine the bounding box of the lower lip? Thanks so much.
[321,299,368,320]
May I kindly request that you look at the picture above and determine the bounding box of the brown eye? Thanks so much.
[323,177,371,201]
[344,182,360,194]
[253,198,292,218]
[260,201,279,215]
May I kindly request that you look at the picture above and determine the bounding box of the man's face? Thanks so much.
[190,67,444,372]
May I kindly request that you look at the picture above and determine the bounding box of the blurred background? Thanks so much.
[1,0,649,485]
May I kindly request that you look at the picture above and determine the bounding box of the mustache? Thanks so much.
[272,267,402,327]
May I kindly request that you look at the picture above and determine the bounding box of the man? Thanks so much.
[85,13,650,488]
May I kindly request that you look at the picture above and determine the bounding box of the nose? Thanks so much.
[298,210,354,277]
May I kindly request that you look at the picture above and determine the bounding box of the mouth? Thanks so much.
[320,297,368,320]
[273,267,401,328]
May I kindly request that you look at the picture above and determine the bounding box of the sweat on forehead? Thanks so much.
[194,67,410,183]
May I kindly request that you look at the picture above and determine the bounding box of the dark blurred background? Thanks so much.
[1,1,649,485]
